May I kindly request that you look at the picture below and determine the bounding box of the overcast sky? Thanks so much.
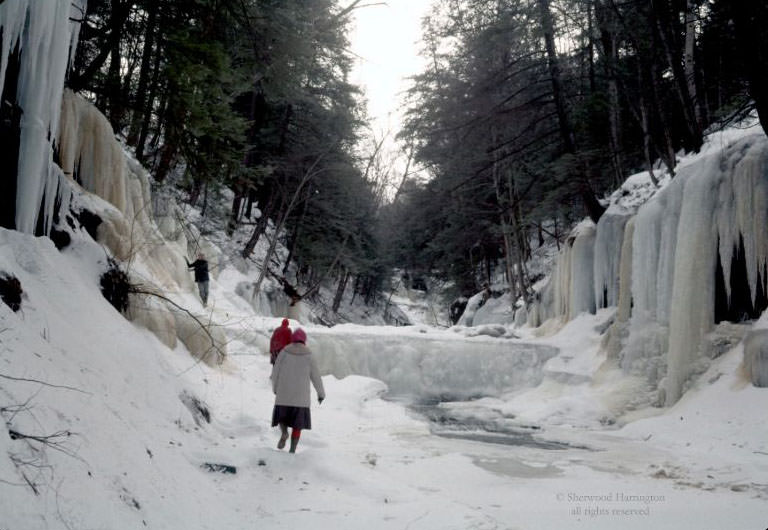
[348,0,434,139]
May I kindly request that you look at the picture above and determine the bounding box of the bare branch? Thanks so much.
[130,286,226,366]
[0,373,92,395]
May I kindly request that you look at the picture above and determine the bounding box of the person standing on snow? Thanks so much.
[270,328,325,453]
[185,253,210,306]
[279,276,304,323]
[269,319,292,365]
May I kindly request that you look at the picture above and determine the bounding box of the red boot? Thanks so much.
[289,429,301,453]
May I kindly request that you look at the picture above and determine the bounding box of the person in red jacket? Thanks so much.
[269,319,292,365]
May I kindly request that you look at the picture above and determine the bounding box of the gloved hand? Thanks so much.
[318,396,324,404]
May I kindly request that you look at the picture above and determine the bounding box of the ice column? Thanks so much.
[528,220,596,325]
[568,221,597,319]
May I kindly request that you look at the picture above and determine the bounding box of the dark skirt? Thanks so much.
[272,405,312,430]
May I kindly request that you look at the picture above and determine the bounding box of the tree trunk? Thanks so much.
[136,40,164,163]
[638,83,660,187]
[106,1,128,130]
[332,270,350,313]
[241,198,273,259]
[350,275,360,305]
[127,2,159,146]
[509,169,529,300]
[228,186,245,236]
[538,0,605,223]
[647,62,677,174]
[154,116,178,184]
[595,0,624,187]
[538,0,576,154]
[68,0,130,93]
[684,0,702,128]
[282,186,312,273]
[651,0,703,151]
[250,151,327,293]
[730,2,768,136]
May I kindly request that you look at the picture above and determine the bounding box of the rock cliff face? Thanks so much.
[530,130,768,405]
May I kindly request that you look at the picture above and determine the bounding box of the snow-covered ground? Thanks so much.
[2,226,766,530]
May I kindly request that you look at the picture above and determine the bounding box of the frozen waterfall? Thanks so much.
[308,327,558,401]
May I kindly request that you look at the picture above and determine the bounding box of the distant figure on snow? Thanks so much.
[271,328,325,453]
[479,283,491,307]
[186,253,209,306]
[269,318,292,365]
[280,276,304,322]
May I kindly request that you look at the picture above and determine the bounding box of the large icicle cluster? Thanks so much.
[530,130,768,405]
[663,135,768,403]
[0,0,87,233]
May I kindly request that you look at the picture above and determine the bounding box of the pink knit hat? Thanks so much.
[292,328,307,343]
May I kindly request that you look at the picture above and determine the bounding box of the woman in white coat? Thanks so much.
[270,328,325,453]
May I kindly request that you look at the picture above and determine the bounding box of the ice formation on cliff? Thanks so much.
[530,128,768,405]
[1,4,226,364]
[0,0,87,233]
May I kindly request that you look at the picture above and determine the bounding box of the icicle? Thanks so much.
[664,157,720,405]
[715,137,768,305]
[617,132,768,404]
[0,0,87,233]
[593,213,630,309]
[616,217,635,324]
[0,0,29,94]
[533,220,596,324]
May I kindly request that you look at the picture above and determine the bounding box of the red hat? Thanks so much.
[292,328,307,344]
[281,318,290,328]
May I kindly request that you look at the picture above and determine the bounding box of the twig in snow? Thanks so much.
[130,286,226,368]
[8,428,84,461]
[0,373,92,395]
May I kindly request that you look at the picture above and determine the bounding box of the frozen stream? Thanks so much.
[308,327,573,448]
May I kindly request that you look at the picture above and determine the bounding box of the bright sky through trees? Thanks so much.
[349,0,432,138]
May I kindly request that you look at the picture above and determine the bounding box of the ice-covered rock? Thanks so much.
[743,329,768,387]
[173,308,227,366]
[127,292,177,349]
